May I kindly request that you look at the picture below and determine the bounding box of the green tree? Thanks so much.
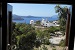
[12,23,37,50]
[52,47,56,50]
[18,30,36,50]
[36,30,44,40]
[59,39,65,47]
[35,20,41,26]
[55,5,68,32]
[35,40,41,48]
[36,29,50,45]
[42,44,48,50]
[46,26,60,33]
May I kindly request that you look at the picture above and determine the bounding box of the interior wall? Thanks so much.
[0,3,2,50]
[7,4,12,50]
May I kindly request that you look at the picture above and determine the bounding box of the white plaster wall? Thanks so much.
[30,20,34,24]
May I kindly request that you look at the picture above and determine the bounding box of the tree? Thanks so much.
[55,5,68,32]
[35,20,41,26]
[35,40,41,48]
[59,39,66,47]
[18,30,36,50]
[12,23,37,50]
[46,26,60,33]
[42,44,48,50]
[36,29,50,45]
[36,30,45,44]
[52,47,56,50]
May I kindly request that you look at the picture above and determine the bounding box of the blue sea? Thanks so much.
[12,17,58,24]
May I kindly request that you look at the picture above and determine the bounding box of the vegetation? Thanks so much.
[55,5,68,33]
[35,40,41,48]
[12,22,36,50]
[12,22,51,50]
[44,39,50,45]
[55,5,68,47]
[12,22,53,50]
[46,26,60,33]
[52,48,56,50]
[11,5,68,50]
[42,44,48,50]
[35,20,41,26]
[59,39,66,47]
[36,29,50,45]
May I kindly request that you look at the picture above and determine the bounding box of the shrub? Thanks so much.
[59,39,65,47]
[45,39,50,45]
[35,40,41,48]
[42,45,48,50]
[52,47,56,50]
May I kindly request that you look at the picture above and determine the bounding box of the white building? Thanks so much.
[41,18,46,25]
[30,20,34,24]
[30,20,35,27]
[53,21,58,24]
[41,18,59,27]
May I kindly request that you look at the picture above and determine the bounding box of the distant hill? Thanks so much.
[51,15,58,18]
[50,15,59,20]
[12,14,24,20]
[26,15,35,18]
[24,15,59,18]
[12,14,58,20]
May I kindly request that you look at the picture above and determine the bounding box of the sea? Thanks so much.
[12,17,58,24]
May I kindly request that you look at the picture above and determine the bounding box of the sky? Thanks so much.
[8,3,71,17]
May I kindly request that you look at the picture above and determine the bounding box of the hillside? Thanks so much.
[12,14,24,20]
